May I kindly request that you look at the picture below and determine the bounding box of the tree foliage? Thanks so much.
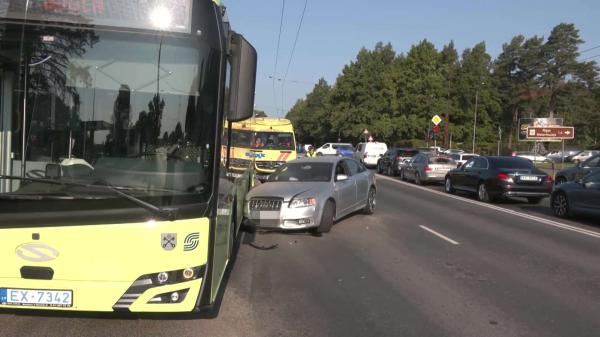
[287,23,599,148]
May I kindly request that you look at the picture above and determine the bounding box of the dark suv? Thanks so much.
[555,154,600,185]
[377,148,419,176]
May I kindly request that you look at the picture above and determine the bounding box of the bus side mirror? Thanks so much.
[228,33,257,123]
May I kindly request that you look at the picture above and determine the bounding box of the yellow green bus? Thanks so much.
[0,0,257,313]
[223,117,297,181]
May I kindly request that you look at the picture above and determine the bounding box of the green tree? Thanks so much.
[440,40,459,148]
[254,109,268,117]
[541,23,585,118]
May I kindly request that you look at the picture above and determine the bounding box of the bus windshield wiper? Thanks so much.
[0,194,109,201]
[0,175,179,221]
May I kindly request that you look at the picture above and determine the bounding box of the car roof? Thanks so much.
[291,156,347,164]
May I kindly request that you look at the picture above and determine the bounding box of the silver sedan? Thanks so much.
[244,156,377,233]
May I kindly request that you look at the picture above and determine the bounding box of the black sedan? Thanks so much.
[555,154,600,185]
[377,148,419,176]
[444,156,553,204]
[551,171,600,218]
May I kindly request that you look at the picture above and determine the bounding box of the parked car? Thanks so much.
[555,154,600,185]
[444,149,465,155]
[316,143,353,156]
[444,156,553,204]
[244,157,376,233]
[417,147,436,155]
[376,148,419,176]
[544,149,583,163]
[551,171,600,218]
[449,153,479,168]
[402,154,456,185]
[570,150,600,165]
[397,157,415,180]
[511,151,551,163]
[354,142,388,168]
[336,145,355,158]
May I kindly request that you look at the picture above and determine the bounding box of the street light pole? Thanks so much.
[472,88,478,154]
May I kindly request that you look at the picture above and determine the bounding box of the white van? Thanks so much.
[354,142,388,167]
[316,143,353,156]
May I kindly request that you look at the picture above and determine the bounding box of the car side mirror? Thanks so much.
[336,174,348,181]
[227,33,258,122]
[45,163,61,180]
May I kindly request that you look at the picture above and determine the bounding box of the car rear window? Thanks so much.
[397,150,417,157]
[491,157,536,169]
[428,157,455,164]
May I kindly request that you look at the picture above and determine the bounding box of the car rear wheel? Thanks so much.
[445,177,456,194]
[317,200,335,233]
[527,197,543,204]
[316,152,323,156]
[363,187,376,215]
[387,165,394,176]
[377,163,383,174]
[552,193,570,218]
[415,172,422,185]
[400,169,406,181]
[477,182,492,203]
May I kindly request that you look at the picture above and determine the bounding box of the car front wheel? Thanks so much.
[552,193,570,218]
[363,187,376,215]
[317,200,335,233]
[415,172,422,185]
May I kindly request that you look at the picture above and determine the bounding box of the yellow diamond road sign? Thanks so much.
[432,115,442,125]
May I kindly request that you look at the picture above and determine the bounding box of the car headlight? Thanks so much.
[289,197,316,208]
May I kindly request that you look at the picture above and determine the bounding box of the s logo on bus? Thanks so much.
[16,243,59,262]
[184,233,200,252]
[162,233,177,251]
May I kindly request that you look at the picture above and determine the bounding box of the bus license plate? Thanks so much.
[520,176,538,181]
[1,288,73,307]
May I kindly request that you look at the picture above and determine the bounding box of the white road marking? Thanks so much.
[377,174,600,240]
[419,225,460,245]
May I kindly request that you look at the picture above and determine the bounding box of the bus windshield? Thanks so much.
[229,130,295,150]
[0,23,221,210]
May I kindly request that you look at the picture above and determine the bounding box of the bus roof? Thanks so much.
[230,117,294,132]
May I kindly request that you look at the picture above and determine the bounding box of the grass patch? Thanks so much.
[535,162,575,169]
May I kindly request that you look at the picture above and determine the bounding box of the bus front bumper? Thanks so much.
[0,276,203,313]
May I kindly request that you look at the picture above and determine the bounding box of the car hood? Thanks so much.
[247,181,326,202]
[557,166,580,175]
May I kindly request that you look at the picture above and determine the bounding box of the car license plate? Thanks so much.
[520,176,538,181]
[0,288,73,307]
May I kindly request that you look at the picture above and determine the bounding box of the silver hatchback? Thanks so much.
[401,154,456,185]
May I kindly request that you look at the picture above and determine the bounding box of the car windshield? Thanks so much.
[429,157,455,164]
[228,130,295,150]
[0,23,219,209]
[267,163,333,182]
[398,150,417,157]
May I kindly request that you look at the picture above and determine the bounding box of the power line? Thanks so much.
[272,0,286,117]
[581,53,600,61]
[580,45,600,54]
[257,70,317,85]
[281,0,309,115]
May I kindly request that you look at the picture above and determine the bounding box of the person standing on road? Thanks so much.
[306,146,316,157]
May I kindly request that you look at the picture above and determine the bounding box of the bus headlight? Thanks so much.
[289,197,316,208]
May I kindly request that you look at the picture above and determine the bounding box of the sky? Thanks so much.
[225,0,600,118]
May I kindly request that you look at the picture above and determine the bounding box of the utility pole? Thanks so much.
[472,88,479,154]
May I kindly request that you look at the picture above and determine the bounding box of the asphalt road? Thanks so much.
[2,174,600,337]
